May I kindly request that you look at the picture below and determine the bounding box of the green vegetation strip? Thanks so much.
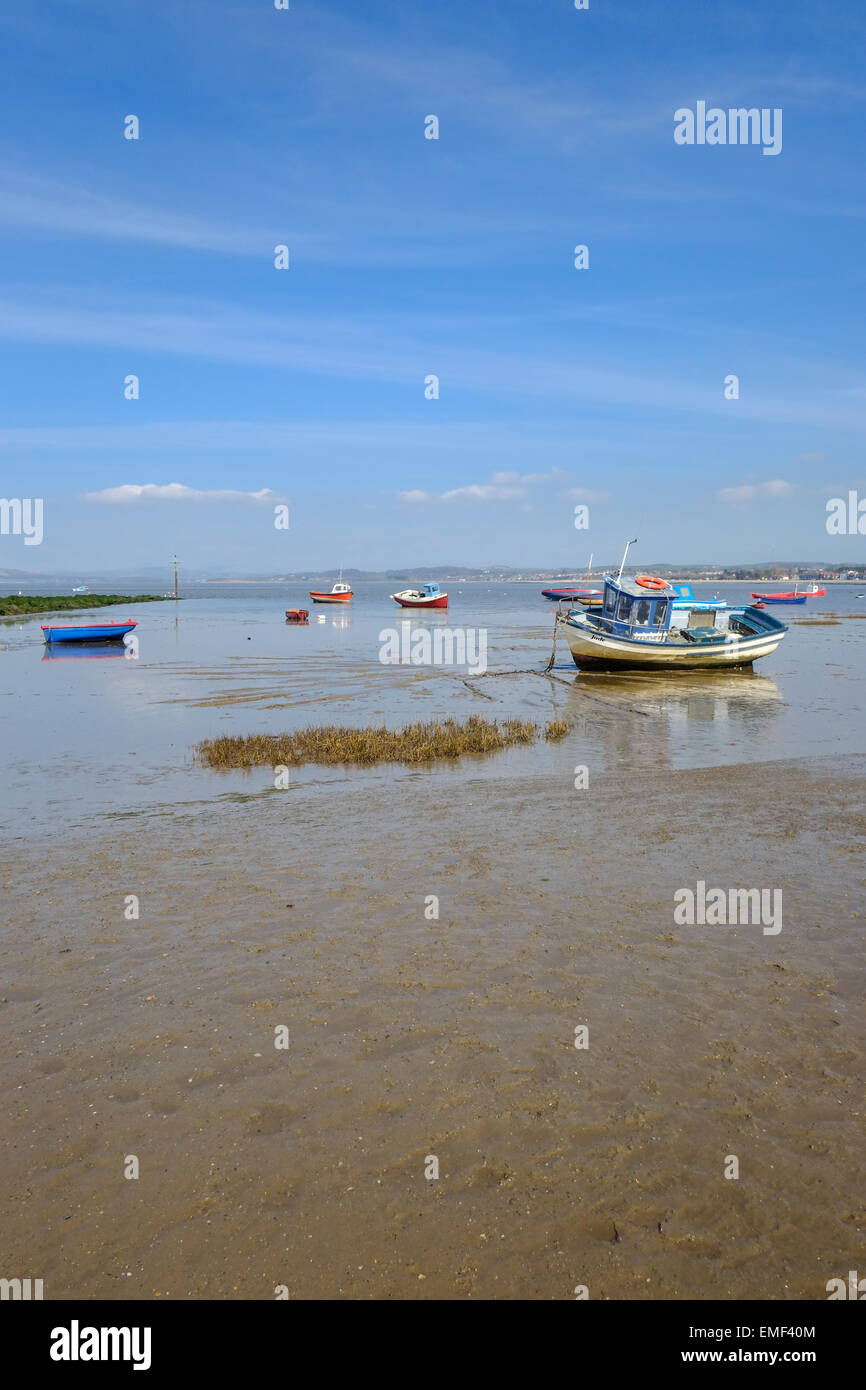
[0,594,168,616]
[198,715,570,769]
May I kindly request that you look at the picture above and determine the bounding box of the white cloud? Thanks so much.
[441,482,526,501]
[398,489,431,502]
[717,479,794,504]
[425,469,565,503]
[84,483,277,504]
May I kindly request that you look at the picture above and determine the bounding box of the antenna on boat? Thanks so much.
[617,539,637,585]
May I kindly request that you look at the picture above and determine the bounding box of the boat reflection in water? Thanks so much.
[563,669,784,772]
[580,668,781,715]
[316,614,351,629]
[42,642,129,661]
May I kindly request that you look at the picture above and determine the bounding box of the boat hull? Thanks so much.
[750,593,807,604]
[542,588,601,602]
[560,621,785,671]
[41,621,137,644]
[309,591,352,603]
[391,593,448,608]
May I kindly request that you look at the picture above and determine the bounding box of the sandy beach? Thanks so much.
[2,747,862,1300]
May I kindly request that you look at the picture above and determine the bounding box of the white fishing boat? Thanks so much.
[557,571,787,672]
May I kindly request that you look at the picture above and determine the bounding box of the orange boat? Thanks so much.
[309,580,353,604]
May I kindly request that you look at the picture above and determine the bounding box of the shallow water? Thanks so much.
[1,581,864,838]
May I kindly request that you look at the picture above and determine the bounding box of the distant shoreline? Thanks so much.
[197,576,865,586]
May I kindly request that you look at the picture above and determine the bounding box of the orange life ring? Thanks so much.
[635,575,666,591]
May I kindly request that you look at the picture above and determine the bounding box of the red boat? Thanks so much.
[749,592,807,605]
[285,608,309,623]
[750,582,824,604]
[309,581,352,604]
[390,583,448,609]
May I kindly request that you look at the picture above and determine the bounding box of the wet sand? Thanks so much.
[1,750,863,1300]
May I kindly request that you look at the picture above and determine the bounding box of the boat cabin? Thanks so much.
[594,576,674,640]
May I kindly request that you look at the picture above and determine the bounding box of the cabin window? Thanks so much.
[603,587,617,616]
[616,593,633,623]
[635,599,651,625]
[652,600,669,626]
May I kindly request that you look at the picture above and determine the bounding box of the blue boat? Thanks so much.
[749,591,807,605]
[542,586,602,604]
[41,620,137,644]
[669,582,727,611]
[557,574,787,671]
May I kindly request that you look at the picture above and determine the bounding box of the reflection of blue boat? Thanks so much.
[41,620,137,644]
[558,574,787,671]
[42,642,127,660]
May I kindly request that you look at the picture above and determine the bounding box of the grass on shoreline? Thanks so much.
[198,715,570,769]
[0,594,169,617]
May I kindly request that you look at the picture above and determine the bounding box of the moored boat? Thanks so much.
[558,574,787,671]
[309,581,353,604]
[41,620,138,644]
[390,582,448,609]
[749,591,807,605]
[285,608,309,623]
[542,586,603,604]
[669,582,727,610]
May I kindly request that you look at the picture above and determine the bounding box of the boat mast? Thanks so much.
[617,538,637,585]
[173,554,178,600]
[586,552,593,581]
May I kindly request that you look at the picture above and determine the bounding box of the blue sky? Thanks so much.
[0,0,864,572]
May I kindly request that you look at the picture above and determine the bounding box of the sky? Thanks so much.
[0,0,865,574]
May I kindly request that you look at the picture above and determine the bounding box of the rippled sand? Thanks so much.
[1,752,863,1300]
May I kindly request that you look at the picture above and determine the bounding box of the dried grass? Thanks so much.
[197,715,547,769]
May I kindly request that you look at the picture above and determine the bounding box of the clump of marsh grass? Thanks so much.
[544,719,570,741]
[197,715,545,769]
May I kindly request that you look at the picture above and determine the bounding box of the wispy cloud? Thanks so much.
[401,470,565,504]
[717,479,794,504]
[84,483,278,504]
[0,169,267,256]
[2,291,866,434]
